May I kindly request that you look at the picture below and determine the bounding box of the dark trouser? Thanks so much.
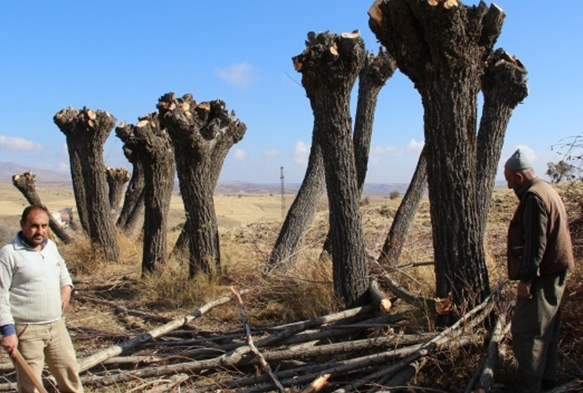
[511,271,566,393]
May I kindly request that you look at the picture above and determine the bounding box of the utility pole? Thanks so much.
[280,166,285,219]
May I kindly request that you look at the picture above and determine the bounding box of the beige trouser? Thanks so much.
[15,318,83,393]
[511,271,566,393]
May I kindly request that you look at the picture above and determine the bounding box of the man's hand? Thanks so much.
[1,334,18,357]
[61,285,72,311]
[517,281,532,300]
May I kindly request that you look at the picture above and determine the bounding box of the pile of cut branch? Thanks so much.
[0,285,510,393]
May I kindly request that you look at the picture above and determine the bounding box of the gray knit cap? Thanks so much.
[504,149,532,170]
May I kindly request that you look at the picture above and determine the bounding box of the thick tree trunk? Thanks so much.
[158,94,246,277]
[369,1,511,321]
[105,167,130,220]
[116,114,175,274]
[267,140,325,268]
[354,48,397,195]
[62,135,90,234]
[11,172,74,244]
[476,48,528,236]
[54,107,120,261]
[114,143,146,237]
[293,31,368,307]
[378,146,427,267]
[322,48,398,259]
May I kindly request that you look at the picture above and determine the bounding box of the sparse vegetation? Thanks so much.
[0,183,581,392]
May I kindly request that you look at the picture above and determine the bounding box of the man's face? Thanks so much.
[504,168,524,192]
[20,210,49,248]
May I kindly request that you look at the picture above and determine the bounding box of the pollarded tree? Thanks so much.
[115,138,146,237]
[322,48,398,257]
[116,114,175,274]
[54,107,120,261]
[105,167,130,220]
[369,0,527,320]
[268,47,397,270]
[292,31,368,307]
[158,94,246,278]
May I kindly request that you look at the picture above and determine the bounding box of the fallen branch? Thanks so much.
[475,312,508,393]
[231,286,284,393]
[77,290,247,372]
[369,279,392,313]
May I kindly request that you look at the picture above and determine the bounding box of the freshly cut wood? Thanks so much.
[77,290,246,372]
[300,374,330,393]
[369,279,392,313]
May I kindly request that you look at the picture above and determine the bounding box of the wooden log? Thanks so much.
[300,374,330,393]
[222,305,376,364]
[12,172,74,244]
[374,357,427,392]
[475,313,507,392]
[380,273,435,310]
[369,279,392,313]
[77,290,246,372]
[231,287,284,393]
[136,373,190,393]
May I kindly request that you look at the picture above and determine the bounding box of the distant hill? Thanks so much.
[0,162,72,187]
[0,161,410,195]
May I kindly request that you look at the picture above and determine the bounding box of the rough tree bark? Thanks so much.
[378,146,427,267]
[354,48,397,195]
[105,167,130,220]
[269,48,396,270]
[292,31,368,307]
[54,107,120,261]
[322,48,398,257]
[476,48,528,236]
[369,0,516,321]
[12,171,74,244]
[114,138,146,237]
[267,128,326,269]
[116,114,175,274]
[158,94,246,277]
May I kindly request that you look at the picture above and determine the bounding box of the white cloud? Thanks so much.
[263,148,281,158]
[406,139,424,154]
[0,135,43,151]
[215,62,255,87]
[233,148,246,160]
[58,162,69,171]
[370,145,403,157]
[294,141,310,165]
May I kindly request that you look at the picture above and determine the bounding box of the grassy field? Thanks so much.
[0,181,581,392]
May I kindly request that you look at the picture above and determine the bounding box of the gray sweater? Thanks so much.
[0,234,73,327]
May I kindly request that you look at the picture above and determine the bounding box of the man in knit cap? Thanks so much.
[504,149,574,392]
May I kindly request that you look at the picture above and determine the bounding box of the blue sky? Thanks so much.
[1,1,582,184]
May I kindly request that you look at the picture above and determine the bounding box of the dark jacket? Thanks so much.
[507,178,574,281]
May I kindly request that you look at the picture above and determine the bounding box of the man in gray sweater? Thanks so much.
[0,205,83,393]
